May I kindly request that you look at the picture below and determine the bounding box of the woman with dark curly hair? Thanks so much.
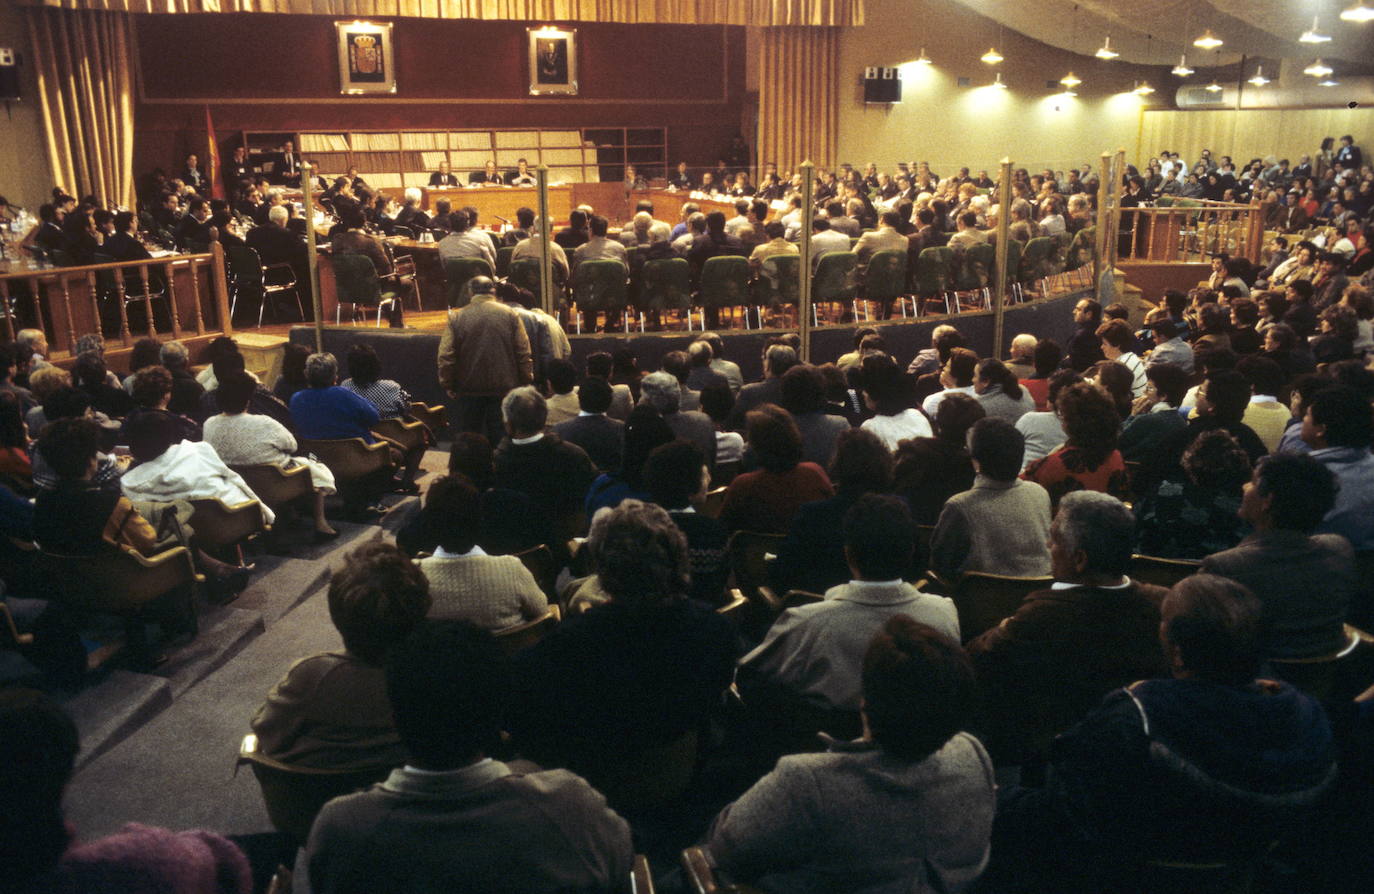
[892,392,985,527]
[1021,382,1130,512]
[1085,360,1134,420]
[1134,429,1252,558]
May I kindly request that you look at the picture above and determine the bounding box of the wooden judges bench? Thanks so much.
[317,188,739,318]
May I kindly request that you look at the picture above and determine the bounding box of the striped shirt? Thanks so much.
[1116,352,1147,398]
[341,378,411,419]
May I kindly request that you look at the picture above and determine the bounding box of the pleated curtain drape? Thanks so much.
[18,0,864,27]
[757,27,839,173]
[25,7,136,210]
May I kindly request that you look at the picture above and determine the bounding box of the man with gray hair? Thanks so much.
[1005,333,1037,380]
[246,202,309,308]
[492,385,596,557]
[729,343,799,429]
[158,339,205,416]
[672,212,706,257]
[966,491,1169,764]
[438,275,533,445]
[640,370,717,475]
[15,329,50,372]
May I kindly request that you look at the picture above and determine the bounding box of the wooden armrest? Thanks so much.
[1,602,35,645]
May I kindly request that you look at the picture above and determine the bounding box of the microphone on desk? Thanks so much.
[494,216,510,225]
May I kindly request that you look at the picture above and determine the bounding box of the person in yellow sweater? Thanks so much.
[1237,355,1292,454]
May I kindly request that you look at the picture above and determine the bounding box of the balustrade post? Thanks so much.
[797,161,815,363]
[992,158,1012,361]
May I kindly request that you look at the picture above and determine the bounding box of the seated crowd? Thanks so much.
[5,234,1374,891]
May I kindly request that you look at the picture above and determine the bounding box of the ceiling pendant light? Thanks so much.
[1304,58,1334,77]
[1095,35,1119,59]
[1341,3,1374,23]
[1204,80,1223,93]
[1247,66,1270,87]
[1297,16,1330,43]
[1319,78,1340,87]
[981,46,1004,64]
[1060,71,1082,88]
[1193,29,1223,50]
[914,48,933,65]
[1172,54,1194,77]
[1133,80,1156,95]
[991,72,1008,89]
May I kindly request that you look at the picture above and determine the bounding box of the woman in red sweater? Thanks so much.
[721,403,834,533]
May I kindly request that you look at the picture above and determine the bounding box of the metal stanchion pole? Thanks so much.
[1111,147,1127,270]
[992,157,1013,361]
[301,162,323,352]
[1094,152,1112,302]
[797,160,814,363]
[536,165,554,318]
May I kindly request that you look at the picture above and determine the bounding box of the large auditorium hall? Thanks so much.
[2,1,1374,892]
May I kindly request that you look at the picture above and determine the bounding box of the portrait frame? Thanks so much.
[528,26,578,96]
[336,20,396,95]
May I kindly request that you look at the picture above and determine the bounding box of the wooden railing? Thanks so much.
[1117,199,1264,265]
[0,243,233,355]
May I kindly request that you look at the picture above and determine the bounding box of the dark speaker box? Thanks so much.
[863,67,901,104]
[0,48,20,102]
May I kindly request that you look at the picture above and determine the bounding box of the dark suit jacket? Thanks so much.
[553,414,624,473]
[104,232,151,263]
[470,171,504,186]
[246,223,306,268]
[428,172,460,187]
[966,581,1168,763]
[770,488,865,597]
[1201,530,1356,659]
[727,377,784,431]
[493,434,596,555]
[663,410,717,475]
[671,509,730,606]
[224,160,252,191]
[687,232,745,289]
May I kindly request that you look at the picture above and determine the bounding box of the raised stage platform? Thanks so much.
[286,290,1084,408]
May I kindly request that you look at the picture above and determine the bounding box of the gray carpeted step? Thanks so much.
[67,670,174,770]
[160,608,266,699]
[64,591,342,838]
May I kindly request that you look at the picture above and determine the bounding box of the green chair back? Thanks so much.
[1002,239,1024,289]
[332,252,384,305]
[863,249,907,302]
[1020,236,1055,282]
[1066,227,1096,271]
[639,257,691,312]
[913,247,951,296]
[759,254,801,307]
[966,243,996,288]
[572,259,629,313]
[949,246,982,292]
[508,257,566,310]
[698,255,751,309]
[443,256,494,308]
[496,245,514,277]
[813,251,859,302]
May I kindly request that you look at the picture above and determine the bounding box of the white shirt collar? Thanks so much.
[434,544,487,559]
[510,432,544,445]
[577,410,600,417]
[403,757,495,776]
[1250,394,1277,404]
[1052,576,1131,590]
[848,578,905,589]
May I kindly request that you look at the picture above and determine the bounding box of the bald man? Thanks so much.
[1006,334,1038,380]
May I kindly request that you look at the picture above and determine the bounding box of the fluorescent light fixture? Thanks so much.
[1304,58,1334,77]
[1171,55,1194,77]
[981,46,1004,64]
[914,48,932,65]
[1193,29,1223,50]
[1319,78,1340,87]
[1095,36,1119,59]
[992,72,1008,89]
[1341,3,1374,23]
[1299,16,1332,43]
[1247,66,1270,86]
[1204,80,1223,93]
[1060,71,1082,88]
[1133,80,1156,95]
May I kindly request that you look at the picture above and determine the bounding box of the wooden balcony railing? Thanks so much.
[1117,199,1264,265]
[0,243,233,355]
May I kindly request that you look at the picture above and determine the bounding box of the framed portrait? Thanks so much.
[336,20,396,95]
[528,26,578,96]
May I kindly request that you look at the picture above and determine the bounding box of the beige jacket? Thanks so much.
[437,294,534,397]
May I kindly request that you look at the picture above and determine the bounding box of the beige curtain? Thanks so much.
[26,7,136,209]
[757,27,839,173]
[18,0,864,26]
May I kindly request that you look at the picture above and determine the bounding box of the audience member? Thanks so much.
[921,347,979,419]
[967,491,1168,763]
[778,364,851,468]
[1301,385,1374,550]
[253,542,430,770]
[707,616,994,894]
[1022,382,1130,511]
[892,393,984,525]
[493,386,597,553]
[931,418,1052,581]
[437,275,534,446]
[1118,362,1189,462]
[720,404,834,533]
[552,376,624,473]
[306,619,633,893]
[639,371,717,474]
[973,358,1036,424]
[1135,429,1251,559]
[642,440,729,605]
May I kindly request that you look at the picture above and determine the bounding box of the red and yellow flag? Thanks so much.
[205,104,224,199]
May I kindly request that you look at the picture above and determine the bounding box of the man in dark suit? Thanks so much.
[728,343,799,431]
[470,161,505,187]
[181,153,206,193]
[174,198,215,249]
[640,372,717,477]
[643,440,730,606]
[103,212,151,263]
[553,377,624,474]
[966,491,1168,764]
[247,205,309,312]
[428,161,459,187]
[224,146,252,194]
[277,141,300,185]
[668,161,693,190]
[687,211,744,328]
[1201,452,1356,660]
[1066,297,1106,372]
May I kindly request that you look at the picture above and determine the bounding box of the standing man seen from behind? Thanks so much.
[437,276,532,446]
